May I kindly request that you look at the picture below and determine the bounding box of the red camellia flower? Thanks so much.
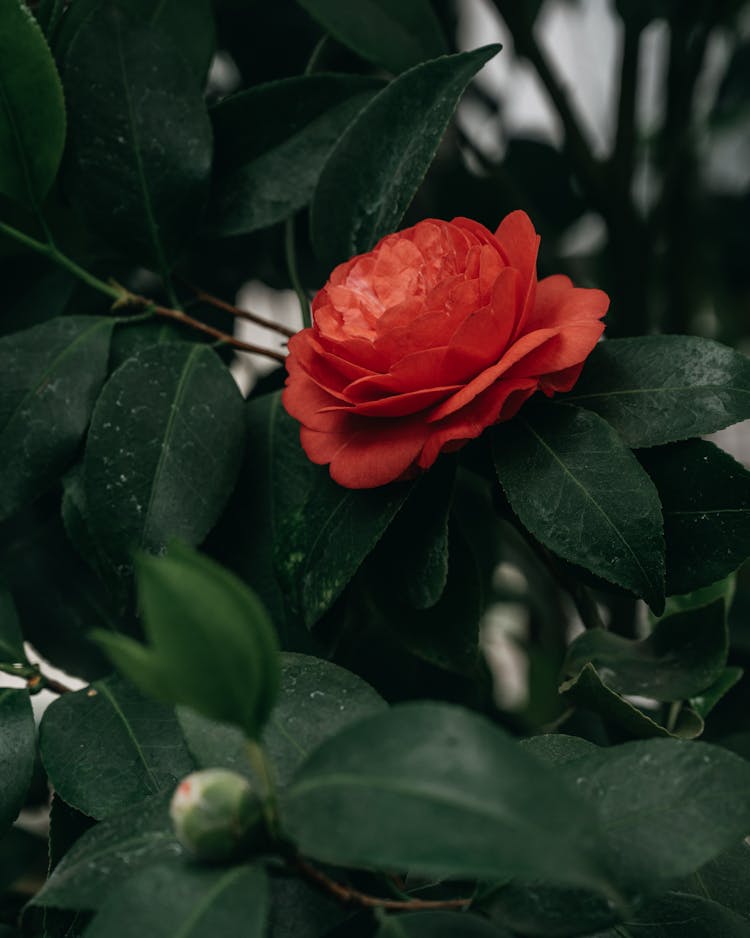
[283,211,608,489]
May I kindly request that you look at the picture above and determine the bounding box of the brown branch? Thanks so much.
[123,293,287,364]
[182,280,296,339]
[290,855,471,911]
[27,672,76,695]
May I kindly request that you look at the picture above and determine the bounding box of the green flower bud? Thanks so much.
[170,768,265,862]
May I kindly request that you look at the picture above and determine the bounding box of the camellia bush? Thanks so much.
[2,0,750,936]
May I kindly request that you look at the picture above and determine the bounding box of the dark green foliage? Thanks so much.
[0,317,113,521]
[61,1,213,270]
[0,1,749,934]
[83,343,245,577]
[492,403,666,612]
[311,45,500,269]
[0,0,66,207]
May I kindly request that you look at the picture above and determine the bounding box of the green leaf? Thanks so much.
[96,544,280,739]
[589,892,750,937]
[485,882,615,938]
[366,522,483,676]
[559,663,704,740]
[677,840,750,921]
[61,465,110,583]
[492,403,665,612]
[0,689,35,833]
[61,1,213,270]
[311,44,500,270]
[82,863,268,938]
[638,439,750,595]
[566,336,750,448]
[32,794,182,911]
[690,666,743,718]
[376,457,455,610]
[178,652,386,787]
[0,583,28,667]
[56,0,216,81]
[559,738,750,887]
[270,393,410,627]
[0,505,120,681]
[563,598,728,701]
[83,343,245,578]
[521,733,599,766]
[210,74,382,236]
[283,702,608,891]
[376,911,512,937]
[48,795,96,872]
[0,0,66,207]
[268,872,345,938]
[296,0,447,73]
[0,317,114,523]
[39,674,194,820]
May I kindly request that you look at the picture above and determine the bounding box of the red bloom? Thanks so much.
[283,211,608,489]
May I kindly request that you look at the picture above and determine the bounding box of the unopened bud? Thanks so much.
[170,769,265,861]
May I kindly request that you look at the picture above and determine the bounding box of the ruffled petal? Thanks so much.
[302,419,429,489]
[419,378,538,468]
[428,328,559,422]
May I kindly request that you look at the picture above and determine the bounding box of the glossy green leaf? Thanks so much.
[690,666,743,718]
[83,863,268,938]
[268,873,345,938]
[492,404,665,612]
[521,734,599,766]
[589,892,750,937]
[567,336,750,447]
[0,505,120,681]
[563,598,728,701]
[62,1,213,269]
[56,0,216,80]
[376,911,512,937]
[297,0,447,73]
[32,794,182,911]
[210,74,381,235]
[179,652,386,787]
[0,583,28,667]
[638,439,750,595]
[0,317,114,522]
[48,795,97,872]
[270,393,410,627]
[367,522,483,676]
[678,840,750,921]
[96,544,280,739]
[560,663,704,739]
[0,0,66,206]
[485,881,615,938]
[283,702,608,891]
[83,343,245,578]
[61,465,109,582]
[39,674,194,820]
[0,689,35,833]
[311,44,500,270]
[376,456,455,610]
[559,738,750,887]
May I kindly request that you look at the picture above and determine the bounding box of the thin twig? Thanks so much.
[27,672,76,696]
[290,855,471,911]
[125,294,287,364]
[182,280,295,338]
